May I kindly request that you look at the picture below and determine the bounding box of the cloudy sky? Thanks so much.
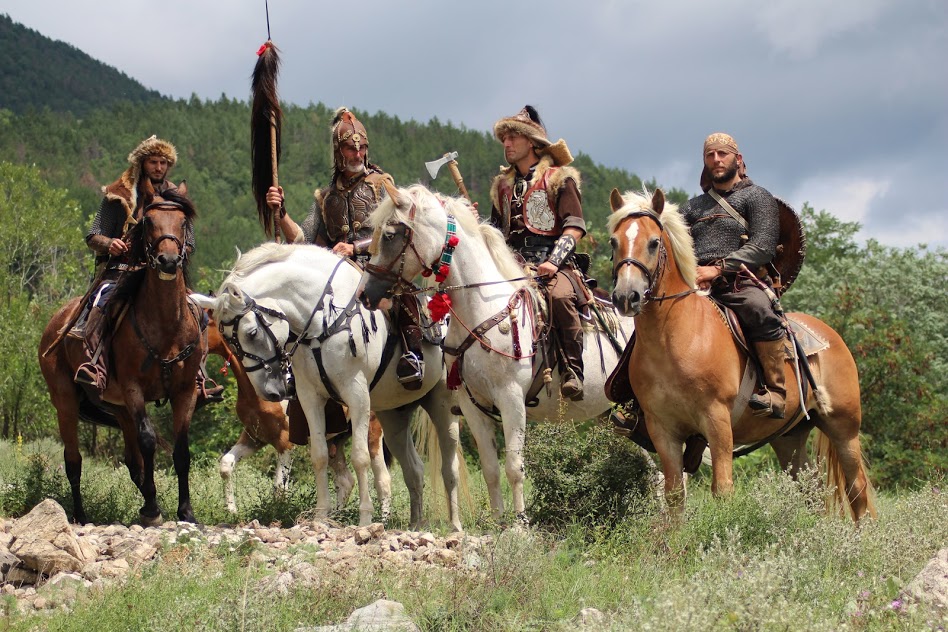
[6,0,947,248]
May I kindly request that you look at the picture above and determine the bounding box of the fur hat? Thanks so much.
[331,107,369,171]
[493,105,573,167]
[103,135,178,220]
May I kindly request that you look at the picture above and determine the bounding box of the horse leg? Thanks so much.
[220,431,262,514]
[770,426,811,479]
[115,410,145,493]
[171,384,198,523]
[375,409,426,528]
[327,433,355,510]
[345,394,374,526]
[273,445,293,499]
[368,413,392,523]
[494,397,528,523]
[460,403,505,519]
[55,403,88,525]
[126,395,162,526]
[815,416,874,522]
[300,390,331,523]
[648,420,687,517]
[703,404,736,498]
[421,388,462,532]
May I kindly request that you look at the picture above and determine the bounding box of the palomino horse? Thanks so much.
[361,185,636,522]
[207,320,391,516]
[39,188,206,525]
[191,243,462,530]
[607,188,875,521]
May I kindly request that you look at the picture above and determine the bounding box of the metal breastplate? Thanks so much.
[322,178,378,244]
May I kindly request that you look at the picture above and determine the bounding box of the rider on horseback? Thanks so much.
[266,107,425,390]
[682,133,790,419]
[489,106,588,401]
[71,135,223,407]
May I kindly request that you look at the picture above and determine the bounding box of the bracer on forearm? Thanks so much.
[546,234,577,269]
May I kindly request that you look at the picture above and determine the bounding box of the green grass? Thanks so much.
[0,438,945,631]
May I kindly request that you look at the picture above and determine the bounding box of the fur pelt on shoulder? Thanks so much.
[489,155,582,211]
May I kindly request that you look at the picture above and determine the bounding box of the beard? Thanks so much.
[710,162,739,184]
[344,160,366,175]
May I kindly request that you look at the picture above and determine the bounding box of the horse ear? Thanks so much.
[189,292,217,311]
[609,188,625,213]
[177,179,188,196]
[651,188,665,215]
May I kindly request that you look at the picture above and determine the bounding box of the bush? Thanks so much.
[524,421,657,531]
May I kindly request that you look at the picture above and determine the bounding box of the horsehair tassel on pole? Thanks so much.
[251,39,283,240]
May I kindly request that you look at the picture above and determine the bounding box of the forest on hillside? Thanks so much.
[0,14,163,116]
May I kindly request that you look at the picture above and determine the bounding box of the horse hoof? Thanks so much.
[139,511,164,528]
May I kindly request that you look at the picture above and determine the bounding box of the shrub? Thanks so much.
[524,421,656,531]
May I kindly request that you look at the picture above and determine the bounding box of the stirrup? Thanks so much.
[396,352,424,384]
[74,364,105,392]
[749,390,785,419]
[560,370,584,401]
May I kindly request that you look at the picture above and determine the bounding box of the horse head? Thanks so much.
[607,187,698,316]
[361,185,444,310]
[136,187,195,281]
[192,285,292,402]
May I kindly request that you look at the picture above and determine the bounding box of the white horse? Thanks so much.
[191,243,462,530]
[361,185,637,522]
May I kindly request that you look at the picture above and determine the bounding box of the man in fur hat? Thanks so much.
[681,132,789,418]
[72,136,222,407]
[266,107,426,389]
[489,105,587,401]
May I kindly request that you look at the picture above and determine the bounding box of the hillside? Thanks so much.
[0,14,162,116]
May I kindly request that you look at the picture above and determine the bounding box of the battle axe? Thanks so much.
[425,151,471,202]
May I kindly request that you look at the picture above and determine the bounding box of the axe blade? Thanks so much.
[425,151,459,179]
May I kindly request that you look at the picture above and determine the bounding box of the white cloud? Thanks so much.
[753,0,891,59]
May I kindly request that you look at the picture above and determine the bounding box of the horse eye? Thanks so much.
[649,237,661,252]
[609,236,618,250]
[247,327,258,339]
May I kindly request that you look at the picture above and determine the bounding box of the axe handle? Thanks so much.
[447,161,471,202]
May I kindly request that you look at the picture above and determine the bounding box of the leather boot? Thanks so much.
[749,338,788,419]
[195,373,225,411]
[560,334,585,402]
[396,325,425,391]
[74,306,109,395]
[67,301,92,340]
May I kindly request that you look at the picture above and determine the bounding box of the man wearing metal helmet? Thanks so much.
[489,105,588,401]
[681,132,789,419]
[71,136,222,406]
[266,107,425,389]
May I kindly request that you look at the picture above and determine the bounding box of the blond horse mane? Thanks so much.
[606,188,698,289]
[369,184,527,288]
[225,241,297,282]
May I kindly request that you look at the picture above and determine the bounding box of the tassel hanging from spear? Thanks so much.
[251,34,283,240]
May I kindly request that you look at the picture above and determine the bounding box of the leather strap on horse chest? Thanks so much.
[443,307,512,357]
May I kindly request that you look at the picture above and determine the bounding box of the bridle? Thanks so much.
[218,298,291,377]
[612,208,695,304]
[363,200,458,296]
[142,201,188,272]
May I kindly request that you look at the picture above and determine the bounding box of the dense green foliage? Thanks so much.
[0,14,162,116]
[783,206,948,487]
[523,422,655,531]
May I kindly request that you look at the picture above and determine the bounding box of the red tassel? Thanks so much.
[422,268,432,277]
[256,42,269,56]
[220,362,230,376]
[447,360,461,390]
[448,235,460,247]
[427,291,451,322]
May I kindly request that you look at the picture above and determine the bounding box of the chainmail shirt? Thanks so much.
[680,178,779,272]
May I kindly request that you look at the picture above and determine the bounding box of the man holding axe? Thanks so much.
[266,108,426,390]
[488,105,588,401]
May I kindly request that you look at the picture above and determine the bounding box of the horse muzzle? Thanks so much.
[359,278,393,311]
[612,289,643,317]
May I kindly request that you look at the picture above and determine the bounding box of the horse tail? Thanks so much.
[412,409,475,523]
[813,385,833,416]
[815,429,878,520]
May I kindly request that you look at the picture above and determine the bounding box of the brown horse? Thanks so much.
[607,188,875,521]
[206,321,391,516]
[39,187,205,525]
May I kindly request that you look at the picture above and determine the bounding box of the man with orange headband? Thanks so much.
[681,132,788,418]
